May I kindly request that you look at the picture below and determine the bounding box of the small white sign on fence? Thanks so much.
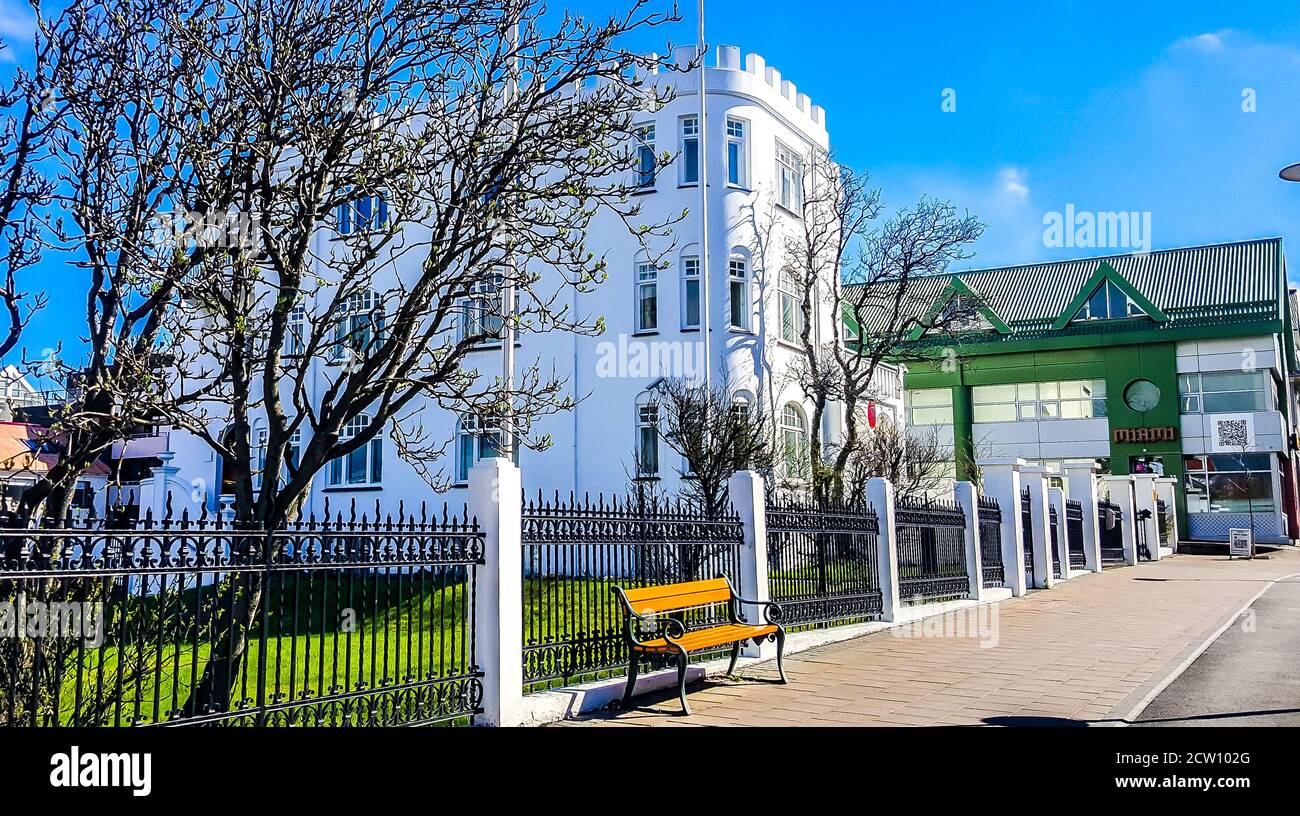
[1228,528,1254,559]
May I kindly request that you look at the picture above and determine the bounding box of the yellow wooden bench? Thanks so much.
[611,576,786,715]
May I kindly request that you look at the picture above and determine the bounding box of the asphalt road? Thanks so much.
[1134,575,1300,726]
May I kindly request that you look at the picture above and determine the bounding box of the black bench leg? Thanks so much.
[621,653,640,709]
[775,629,788,684]
[675,650,691,716]
[726,640,741,676]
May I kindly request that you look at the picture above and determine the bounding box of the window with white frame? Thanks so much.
[327,414,383,487]
[634,123,656,189]
[1072,280,1146,321]
[330,289,385,362]
[1178,371,1269,414]
[971,380,1107,422]
[780,403,809,480]
[728,256,749,330]
[726,117,746,187]
[779,268,802,342]
[284,301,306,356]
[455,415,504,483]
[459,273,504,344]
[636,262,658,332]
[635,402,659,477]
[680,116,699,185]
[905,388,955,426]
[337,194,387,235]
[252,423,268,491]
[681,256,700,329]
[775,141,803,211]
[287,428,302,473]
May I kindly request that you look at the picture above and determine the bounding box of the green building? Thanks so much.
[869,238,1298,544]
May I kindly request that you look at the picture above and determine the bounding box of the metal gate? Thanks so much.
[1021,487,1034,586]
[1066,499,1086,570]
[1049,504,1062,579]
[1099,499,1125,565]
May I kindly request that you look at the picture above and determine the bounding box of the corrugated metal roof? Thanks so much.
[850,237,1285,334]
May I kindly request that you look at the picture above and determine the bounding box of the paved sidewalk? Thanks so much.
[558,548,1300,727]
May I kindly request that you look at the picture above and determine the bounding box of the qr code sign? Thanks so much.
[1215,419,1249,448]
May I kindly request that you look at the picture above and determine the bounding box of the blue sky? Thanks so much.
[4,0,1300,362]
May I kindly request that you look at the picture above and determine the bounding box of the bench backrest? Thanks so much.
[618,577,732,615]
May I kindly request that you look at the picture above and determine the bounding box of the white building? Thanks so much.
[149,45,903,520]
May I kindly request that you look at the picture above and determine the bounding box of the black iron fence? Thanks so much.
[977,496,1004,588]
[1066,498,1086,570]
[520,491,742,689]
[1099,499,1125,564]
[894,498,969,603]
[1049,504,1062,579]
[0,502,484,727]
[766,496,882,629]
[1021,488,1035,585]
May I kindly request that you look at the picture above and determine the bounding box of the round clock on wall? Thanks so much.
[1123,379,1161,413]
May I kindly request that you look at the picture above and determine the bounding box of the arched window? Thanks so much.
[635,396,659,478]
[331,289,385,362]
[455,415,504,483]
[680,252,700,329]
[327,414,383,486]
[635,260,658,332]
[780,402,809,480]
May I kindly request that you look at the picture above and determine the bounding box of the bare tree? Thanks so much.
[645,377,773,517]
[0,16,59,361]
[24,0,684,710]
[779,148,984,501]
[842,418,953,503]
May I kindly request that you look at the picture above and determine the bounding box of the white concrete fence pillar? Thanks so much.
[469,457,524,727]
[953,481,985,600]
[728,470,774,658]
[1020,465,1054,589]
[1133,473,1160,562]
[1102,474,1139,567]
[976,458,1027,597]
[1048,486,1072,581]
[1153,476,1180,553]
[865,477,902,621]
[1064,461,1103,573]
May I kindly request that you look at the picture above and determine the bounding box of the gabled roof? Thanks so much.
[849,237,1286,340]
[1050,261,1168,329]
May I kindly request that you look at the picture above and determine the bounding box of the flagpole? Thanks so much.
[502,12,519,457]
[697,0,711,392]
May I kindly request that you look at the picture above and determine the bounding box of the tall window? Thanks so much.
[636,262,658,332]
[972,380,1107,422]
[905,388,955,426]
[728,256,749,330]
[252,423,268,491]
[780,403,809,480]
[331,289,384,362]
[1184,453,1274,513]
[1072,280,1146,321]
[775,141,803,211]
[337,194,387,235]
[681,256,700,329]
[455,415,504,483]
[634,123,656,188]
[287,428,302,473]
[1178,371,1269,414]
[460,273,504,343]
[779,268,801,342]
[726,117,746,187]
[636,402,659,477]
[680,116,699,185]
[284,301,306,356]
[327,414,383,487]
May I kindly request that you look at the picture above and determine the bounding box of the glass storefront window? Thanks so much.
[1183,453,1275,513]
[1178,371,1270,414]
[972,379,1106,423]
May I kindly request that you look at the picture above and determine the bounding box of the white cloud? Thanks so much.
[1173,30,1232,54]
[998,167,1029,202]
[0,2,35,43]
